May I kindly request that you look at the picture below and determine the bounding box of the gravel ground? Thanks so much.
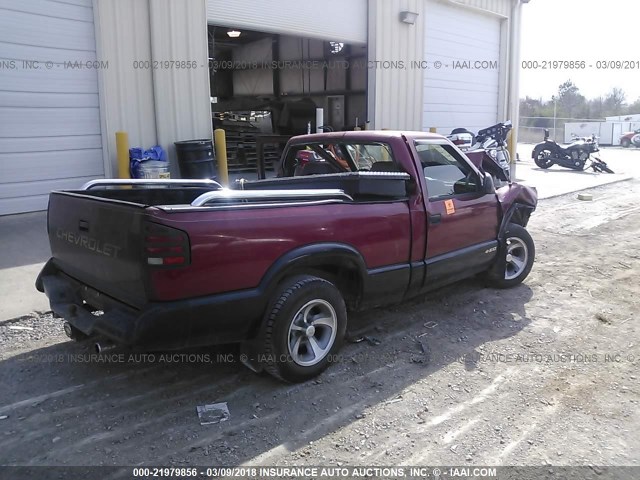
[0,313,63,351]
[0,180,638,478]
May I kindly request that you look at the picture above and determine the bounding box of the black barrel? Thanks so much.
[174,139,216,179]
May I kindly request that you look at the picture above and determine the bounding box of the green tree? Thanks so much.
[603,87,627,116]
[519,80,638,121]
[627,97,640,114]
[556,80,585,118]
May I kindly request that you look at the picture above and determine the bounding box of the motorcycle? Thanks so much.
[461,121,513,187]
[447,128,474,151]
[532,130,614,173]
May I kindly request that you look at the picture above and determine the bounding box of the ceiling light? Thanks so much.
[227,30,241,38]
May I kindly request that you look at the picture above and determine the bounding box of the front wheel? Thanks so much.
[591,159,614,173]
[262,275,347,383]
[621,138,631,148]
[534,149,553,169]
[486,224,535,289]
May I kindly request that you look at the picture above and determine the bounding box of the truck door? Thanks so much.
[412,141,500,284]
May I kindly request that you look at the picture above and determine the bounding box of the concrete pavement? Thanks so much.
[514,143,639,199]
[1,144,638,323]
[0,211,51,321]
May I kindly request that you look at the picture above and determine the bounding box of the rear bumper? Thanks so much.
[36,259,265,349]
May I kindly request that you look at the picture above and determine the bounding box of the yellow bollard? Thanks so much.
[507,130,517,181]
[214,129,229,186]
[429,127,437,133]
[115,131,130,179]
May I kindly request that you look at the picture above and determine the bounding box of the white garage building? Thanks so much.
[0,0,527,215]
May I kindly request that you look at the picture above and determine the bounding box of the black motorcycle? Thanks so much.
[532,130,614,173]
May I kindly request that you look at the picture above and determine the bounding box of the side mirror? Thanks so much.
[544,129,550,140]
[483,173,496,194]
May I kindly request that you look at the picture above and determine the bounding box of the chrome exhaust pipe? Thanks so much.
[63,322,74,339]
[94,342,117,354]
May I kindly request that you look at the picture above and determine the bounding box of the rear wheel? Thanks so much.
[262,276,347,383]
[621,138,631,148]
[534,149,553,169]
[487,224,535,289]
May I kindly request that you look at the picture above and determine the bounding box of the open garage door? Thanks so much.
[422,0,502,134]
[206,0,367,45]
[0,0,104,215]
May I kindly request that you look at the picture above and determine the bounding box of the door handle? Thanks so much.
[78,220,90,232]
[429,214,442,224]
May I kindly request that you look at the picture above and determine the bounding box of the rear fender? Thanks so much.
[262,241,365,288]
[532,141,557,158]
[250,243,366,332]
[239,243,367,372]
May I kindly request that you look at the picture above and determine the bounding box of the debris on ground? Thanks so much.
[196,403,230,425]
[364,336,381,346]
[595,312,613,325]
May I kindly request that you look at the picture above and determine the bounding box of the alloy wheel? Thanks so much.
[505,237,529,280]
[287,299,337,367]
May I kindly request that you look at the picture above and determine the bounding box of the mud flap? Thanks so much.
[486,237,507,280]
[239,337,265,373]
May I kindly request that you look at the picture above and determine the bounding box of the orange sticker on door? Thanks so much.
[444,199,456,215]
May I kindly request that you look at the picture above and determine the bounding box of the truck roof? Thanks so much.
[289,130,445,144]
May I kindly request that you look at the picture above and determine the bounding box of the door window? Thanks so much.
[415,142,480,199]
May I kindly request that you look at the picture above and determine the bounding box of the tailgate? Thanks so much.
[47,192,149,308]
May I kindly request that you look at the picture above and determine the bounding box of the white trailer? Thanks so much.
[564,121,640,145]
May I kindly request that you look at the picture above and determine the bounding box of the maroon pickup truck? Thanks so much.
[37,131,537,382]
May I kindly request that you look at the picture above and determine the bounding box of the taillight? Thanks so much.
[144,222,190,267]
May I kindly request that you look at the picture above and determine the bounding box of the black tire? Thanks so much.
[486,223,535,289]
[534,148,553,169]
[262,275,347,383]
[592,161,614,174]
[621,138,631,148]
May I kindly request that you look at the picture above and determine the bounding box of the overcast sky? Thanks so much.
[519,0,640,102]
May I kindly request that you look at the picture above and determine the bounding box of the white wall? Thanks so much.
[94,0,211,178]
[367,0,514,132]
[149,0,213,178]
[368,0,426,130]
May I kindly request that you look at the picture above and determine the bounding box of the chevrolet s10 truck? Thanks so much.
[37,131,537,382]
